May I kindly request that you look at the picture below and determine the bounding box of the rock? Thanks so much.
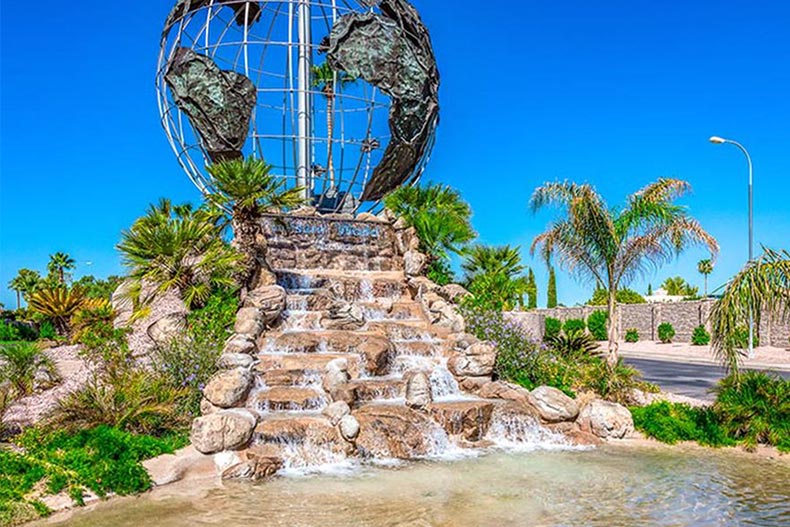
[438,284,470,304]
[576,399,634,439]
[217,353,255,370]
[528,386,580,423]
[321,301,365,330]
[356,211,382,223]
[478,381,532,406]
[447,341,497,377]
[546,422,603,446]
[428,401,495,441]
[146,313,187,346]
[190,409,257,454]
[357,338,393,376]
[353,404,446,459]
[223,334,257,355]
[378,208,397,222]
[200,398,221,416]
[457,376,492,393]
[251,268,278,288]
[291,205,318,216]
[323,358,350,394]
[322,401,351,425]
[447,332,479,352]
[221,448,284,481]
[403,370,432,409]
[142,445,217,486]
[339,414,360,441]
[407,276,440,297]
[111,280,135,327]
[330,384,358,406]
[203,368,253,408]
[234,307,264,338]
[243,285,286,325]
[404,250,427,276]
[392,217,409,230]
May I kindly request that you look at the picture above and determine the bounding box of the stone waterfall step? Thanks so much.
[426,400,497,442]
[254,413,339,444]
[365,320,443,341]
[255,353,363,379]
[358,300,427,321]
[259,368,321,387]
[277,270,408,302]
[347,377,404,402]
[250,386,328,412]
[391,339,449,358]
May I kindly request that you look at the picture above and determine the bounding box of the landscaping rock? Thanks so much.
[438,284,470,304]
[234,307,264,337]
[221,447,284,480]
[358,338,393,376]
[528,386,579,423]
[339,414,360,441]
[404,250,427,276]
[223,334,257,355]
[353,404,446,459]
[321,301,365,330]
[190,409,257,454]
[403,370,433,409]
[146,313,187,346]
[323,358,350,394]
[217,353,255,370]
[203,368,253,408]
[576,399,634,439]
[447,341,497,377]
[428,401,495,441]
[322,401,351,426]
[243,285,286,325]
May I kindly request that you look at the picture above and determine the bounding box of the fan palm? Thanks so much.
[710,248,790,373]
[383,183,476,268]
[530,178,718,368]
[312,61,356,188]
[8,269,42,309]
[47,252,76,284]
[206,157,305,288]
[0,342,58,397]
[698,258,714,297]
[117,199,240,309]
[462,244,529,310]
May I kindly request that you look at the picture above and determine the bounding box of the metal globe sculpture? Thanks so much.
[156,0,440,213]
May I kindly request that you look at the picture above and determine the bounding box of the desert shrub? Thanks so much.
[630,401,733,447]
[657,322,675,343]
[587,311,608,340]
[544,317,561,340]
[562,318,586,334]
[185,286,239,345]
[0,342,58,398]
[0,426,186,523]
[151,338,220,418]
[691,325,711,346]
[713,371,789,452]
[545,329,600,358]
[70,299,115,344]
[578,359,657,404]
[625,328,639,343]
[27,287,87,336]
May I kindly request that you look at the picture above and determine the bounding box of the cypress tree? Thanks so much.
[547,266,558,308]
[527,268,537,309]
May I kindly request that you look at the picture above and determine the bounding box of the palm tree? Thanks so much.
[710,248,790,373]
[28,286,87,336]
[117,199,241,309]
[8,269,41,309]
[462,245,528,310]
[47,252,75,284]
[698,258,714,297]
[206,157,305,289]
[383,183,476,274]
[311,61,356,189]
[530,178,718,368]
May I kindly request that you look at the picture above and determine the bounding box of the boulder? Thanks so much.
[576,399,634,439]
[200,398,221,416]
[403,370,432,409]
[251,268,278,288]
[111,280,134,327]
[323,358,350,394]
[322,401,351,426]
[407,276,440,297]
[447,341,497,377]
[438,284,470,304]
[357,338,393,376]
[190,409,257,454]
[203,368,253,408]
[545,422,603,447]
[339,414,360,441]
[234,307,264,338]
[528,386,579,423]
[447,332,479,352]
[243,285,286,325]
[146,313,187,346]
[353,404,446,459]
[217,353,255,370]
[404,250,427,276]
[221,448,284,481]
[321,301,365,330]
[223,334,257,355]
[427,401,495,441]
[478,381,532,407]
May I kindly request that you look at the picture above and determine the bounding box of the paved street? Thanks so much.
[623,357,790,401]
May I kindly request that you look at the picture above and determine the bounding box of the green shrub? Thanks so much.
[624,328,639,343]
[630,401,733,447]
[579,359,657,405]
[729,326,760,349]
[151,338,220,418]
[0,342,58,398]
[0,320,37,342]
[691,325,711,346]
[562,318,586,334]
[545,329,600,358]
[0,426,187,523]
[426,260,453,286]
[713,371,789,452]
[185,287,239,345]
[38,321,56,340]
[588,287,646,305]
[587,311,608,340]
[657,322,675,343]
[544,317,562,340]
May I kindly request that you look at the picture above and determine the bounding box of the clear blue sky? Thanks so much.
[1,0,789,308]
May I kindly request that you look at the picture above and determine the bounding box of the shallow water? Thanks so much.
[37,445,790,527]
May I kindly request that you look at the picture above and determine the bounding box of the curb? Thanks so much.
[619,350,790,373]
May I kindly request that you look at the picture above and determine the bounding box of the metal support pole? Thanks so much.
[296,0,312,200]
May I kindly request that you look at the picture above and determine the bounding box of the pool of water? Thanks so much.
[35,444,790,527]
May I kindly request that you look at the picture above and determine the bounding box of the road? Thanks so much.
[623,357,790,401]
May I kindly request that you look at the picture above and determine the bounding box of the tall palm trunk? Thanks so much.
[59,268,64,284]
[15,291,20,310]
[704,275,708,297]
[231,211,261,291]
[606,287,619,369]
[325,87,335,188]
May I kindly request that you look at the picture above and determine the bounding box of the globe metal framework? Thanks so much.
[156,0,439,213]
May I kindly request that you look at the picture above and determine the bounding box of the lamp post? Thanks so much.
[709,135,754,358]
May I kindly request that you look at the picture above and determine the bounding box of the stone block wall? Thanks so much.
[514,300,790,347]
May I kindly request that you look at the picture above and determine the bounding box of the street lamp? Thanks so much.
[709,135,754,358]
